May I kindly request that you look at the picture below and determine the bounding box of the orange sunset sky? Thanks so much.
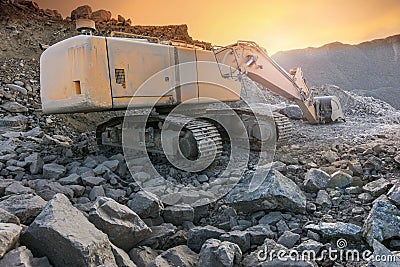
[35,0,400,54]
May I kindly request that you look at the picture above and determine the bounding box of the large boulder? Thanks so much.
[0,246,52,267]
[363,199,400,246]
[138,223,177,249]
[21,194,117,267]
[0,208,20,224]
[147,245,198,267]
[71,5,92,20]
[91,9,112,22]
[198,239,242,267]
[225,170,306,213]
[0,223,22,258]
[129,246,159,266]
[0,193,46,224]
[88,197,151,251]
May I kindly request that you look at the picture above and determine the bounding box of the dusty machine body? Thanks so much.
[40,28,345,162]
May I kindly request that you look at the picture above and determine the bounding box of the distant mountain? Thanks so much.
[271,35,400,109]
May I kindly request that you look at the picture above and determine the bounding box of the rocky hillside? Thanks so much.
[1,1,400,267]
[272,35,400,109]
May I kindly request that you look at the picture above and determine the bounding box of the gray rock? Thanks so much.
[197,174,209,183]
[0,208,20,224]
[0,223,22,258]
[82,176,106,187]
[42,163,66,180]
[245,225,276,245]
[303,168,330,193]
[129,246,158,266]
[225,170,306,213]
[24,153,43,175]
[198,239,242,267]
[163,205,194,225]
[316,190,332,207]
[21,194,117,267]
[258,211,283,225]
[305,221,362,241]
[358,192,374,203]
[110,244,137,267]
[363,199,400,246]
[388,183,400,206]
[364,155,382,171]
[89,197,151,251]
[67,185,85,198]
[0,246,52,267]
[372,239,399,267]
[0,193,46,224]
[105,188,126,201]
[35,181,74,200]
[187,225,225,253]
[277,231,300,248]
[138,223,177,249]
[127,191,163,219]
[327,170,353,188]
[103,160,120,172]
[5,84,27,95]
[0,101,28,113]
[363,178,391,197]
[89,185,105,201]
[220,230,250,252]
[279,105,303,119]
[147,245,198,267]
[323,150,339,163]
[4,182,33,195]
[93,164,110,175]
[58,173,81,185]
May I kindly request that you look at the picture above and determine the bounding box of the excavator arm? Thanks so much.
[213,41,345,124]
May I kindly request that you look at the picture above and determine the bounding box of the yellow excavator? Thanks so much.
[40,20,345,164]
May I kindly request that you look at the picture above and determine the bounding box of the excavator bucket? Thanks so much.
[314,96,345,123]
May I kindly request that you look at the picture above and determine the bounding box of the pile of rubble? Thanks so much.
[1,1,400,266]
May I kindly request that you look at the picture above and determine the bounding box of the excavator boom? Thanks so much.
[213,41,345,124]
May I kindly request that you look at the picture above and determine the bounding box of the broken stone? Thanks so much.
[91,9,111,22]
[363,199,400,246]
[279,105,303,120]
[220,230,250,252]
[127,191,164,219]
[303,168,330,193]
[226,170,306,213]
[5,84,27,95]
[138,223,177,249]
[24,153,43,175]
[129,246,158,266]
[58,173,81,185]
[327,170,353,188]
[198,239,242,267]
[0,246,52,267]
[0,101,28,113]
[42,163,66,180]
[187,225,225,253]
[89,185,105,201]
[82,176,106,187]
[372,239,399,267]
[363,178,391,197]
[110,243,137,267]
[388,183,400,206]
[323,150,339,163]
[163,204,194,225]
[0,193,46,224]
[35,181,74,200]
[0,208,20,224]
[21,194,117,267]
[245,225,276,245]
[147,245,198,267]
[89,197,151,251]
[71,5,92,20]
[277,231,301,249]
[316,190,332,207]
[0,223,22,258]
[4,182,33,195]
[305,221,362,240]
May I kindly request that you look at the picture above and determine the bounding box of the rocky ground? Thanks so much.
[1,1,400,267]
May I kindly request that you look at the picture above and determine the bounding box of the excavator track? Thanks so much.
[162,115,223,165]
[273,112,293,145]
